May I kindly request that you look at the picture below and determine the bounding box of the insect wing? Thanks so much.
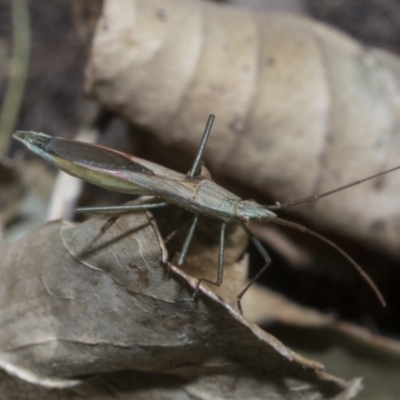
[48,137,155,176]
[14,131,157,195]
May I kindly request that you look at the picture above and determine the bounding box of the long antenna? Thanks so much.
[188,114,215,178]
[266,165,400,210]
[270,217,386,306]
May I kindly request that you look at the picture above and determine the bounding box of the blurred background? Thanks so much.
[3,1,400,397]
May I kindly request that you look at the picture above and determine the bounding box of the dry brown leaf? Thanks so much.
[85,0,400,260]
[0,209,360,399]
[243,283,400,399]
[0,369,363,400]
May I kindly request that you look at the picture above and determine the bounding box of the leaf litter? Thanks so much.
[0,201,360,399]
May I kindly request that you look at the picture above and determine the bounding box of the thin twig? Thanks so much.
[0,0,31,156]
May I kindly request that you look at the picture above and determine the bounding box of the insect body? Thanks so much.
[13,128,274,222]
[14,116,399,312]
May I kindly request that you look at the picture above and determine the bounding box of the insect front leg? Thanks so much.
[76,201,169,214]
[176,216,199,265]
[238,222,272,315]
[192,222,227,300]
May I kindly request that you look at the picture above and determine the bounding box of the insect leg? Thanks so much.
[238,222,272,315]
[76,202,169,214]
[177,216,199,265]
[192,222,227,299]
[217,222,226,286]
[188,115,215,177]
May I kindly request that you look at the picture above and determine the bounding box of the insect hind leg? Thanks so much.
[192,222,227,300]
[238,222,272,315]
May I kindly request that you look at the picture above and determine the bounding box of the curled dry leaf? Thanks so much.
[0,208,360,399]
[86,0,400,259]
[250,222,312,267]
[229,0,307,15]
[242,283,336,327]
